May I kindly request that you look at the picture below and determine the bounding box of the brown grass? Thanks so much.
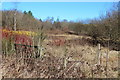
[1,33,119,78]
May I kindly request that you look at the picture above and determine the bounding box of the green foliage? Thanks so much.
[28,11,33,17]
[24,11,27,14]
[24,10,33,17]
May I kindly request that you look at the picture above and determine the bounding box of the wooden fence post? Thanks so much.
[97,43,101,65]
[106,41,109,78]
[97,43,102,77]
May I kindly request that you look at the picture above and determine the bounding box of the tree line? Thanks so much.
[1,3,119,50]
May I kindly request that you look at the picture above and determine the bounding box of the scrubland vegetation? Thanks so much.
[1,3,119,78]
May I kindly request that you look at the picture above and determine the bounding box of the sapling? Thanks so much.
[5,40,8,57]
[37,26,47,59]
[32,35,35,58]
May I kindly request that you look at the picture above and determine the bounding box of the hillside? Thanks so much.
[1,6,119,78]
[1,30,119,78]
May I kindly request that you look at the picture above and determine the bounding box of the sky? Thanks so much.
[1,2,115,21]
[1,0,119,2]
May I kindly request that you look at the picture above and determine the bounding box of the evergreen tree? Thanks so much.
[24,11,27,14]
